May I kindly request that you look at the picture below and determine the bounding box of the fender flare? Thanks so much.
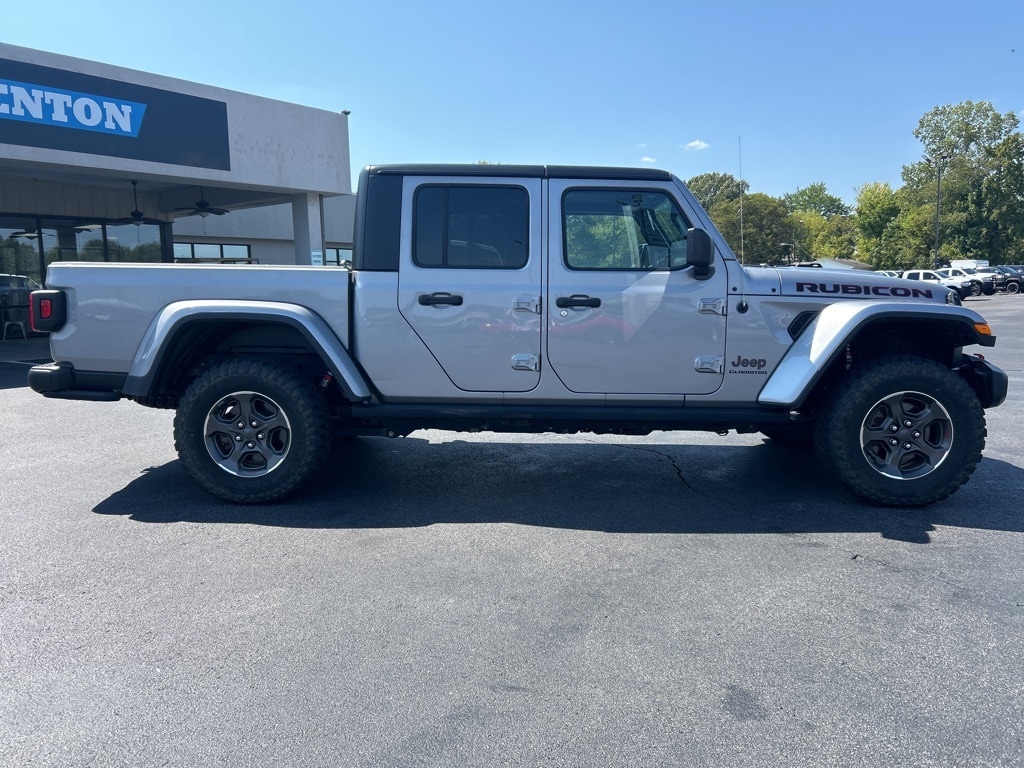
[121,300,373,401]
[757,301,995,408]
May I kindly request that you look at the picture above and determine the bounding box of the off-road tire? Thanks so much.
[174,358,332,503]
[131,393,178,409]
[813,355,985,506]
[1005,281,1020,295]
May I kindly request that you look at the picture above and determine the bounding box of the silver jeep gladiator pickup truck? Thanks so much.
[28,164,1008,506]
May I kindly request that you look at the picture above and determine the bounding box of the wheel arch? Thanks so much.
[122,300,372,406]
[758,301,995,410]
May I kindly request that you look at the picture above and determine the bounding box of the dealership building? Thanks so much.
[0,41,356,298]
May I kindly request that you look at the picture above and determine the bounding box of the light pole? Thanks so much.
[925,154,949,266]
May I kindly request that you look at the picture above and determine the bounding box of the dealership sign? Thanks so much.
[0,79,147,137]
[0,57,230,170]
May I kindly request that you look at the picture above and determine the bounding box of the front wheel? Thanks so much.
[1006,281,1020,295]
[174,358,332,503]
[813,356,986,506]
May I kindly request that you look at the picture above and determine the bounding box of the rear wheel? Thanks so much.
[813,356,985,506]
[174,358,332,503]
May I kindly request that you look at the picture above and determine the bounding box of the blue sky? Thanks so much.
[3,0,1021,204]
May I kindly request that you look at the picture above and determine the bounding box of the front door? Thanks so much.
[546,181,727,395]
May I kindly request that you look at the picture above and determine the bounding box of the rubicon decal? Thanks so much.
[0,78,146,137]
[796,282,933,299]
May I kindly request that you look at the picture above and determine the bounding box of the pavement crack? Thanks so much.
[571,436,718,500]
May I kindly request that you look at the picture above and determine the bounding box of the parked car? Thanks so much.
[934,267,997,296]
[900,269,973,299]
[0,274,40,308]
[976,266,1022,294]
[0,273,40,292]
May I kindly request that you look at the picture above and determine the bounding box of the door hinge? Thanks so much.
[695,355,724,374]
[513,296,541,314]
[699,298,726,315]
[511,354,540,372]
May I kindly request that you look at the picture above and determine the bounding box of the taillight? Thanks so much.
[30,290,67,333]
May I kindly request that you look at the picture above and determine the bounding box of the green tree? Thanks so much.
[914,100,1019,162]
[982,132,1024,262]
[809,214,857,261]
[686,172,748,212]
[782,211,818,263]
[1,238,38,276]
[854,182,902,267]
[783,182,850,218]
[905,101,1024,264]
[708,193,790,264]
[856,183,901,240]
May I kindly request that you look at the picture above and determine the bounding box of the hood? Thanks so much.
[775,267,954,304]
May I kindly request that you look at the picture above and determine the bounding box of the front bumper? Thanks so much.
[959,354,1008,409]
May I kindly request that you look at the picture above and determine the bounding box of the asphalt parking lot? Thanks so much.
[1,295,1023,767]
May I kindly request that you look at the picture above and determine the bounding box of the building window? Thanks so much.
[325,247,353,267]
[101,223,162,263]
[174,242,255,263]
[1,217,45,286]
[2,214,166,287]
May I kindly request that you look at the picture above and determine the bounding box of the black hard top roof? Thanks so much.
[363,164,673,181]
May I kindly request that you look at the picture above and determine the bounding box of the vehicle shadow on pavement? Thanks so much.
[92,436,1024,542]
[0,361,48,390]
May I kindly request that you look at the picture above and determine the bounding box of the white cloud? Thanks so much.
[683,140,710,151]
[640,156,657,163]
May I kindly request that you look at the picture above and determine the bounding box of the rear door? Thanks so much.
[397,175,543,392]
[546,180,728,395]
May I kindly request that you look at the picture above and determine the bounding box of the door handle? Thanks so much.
[555,294,601,309]
[418,292,464,306]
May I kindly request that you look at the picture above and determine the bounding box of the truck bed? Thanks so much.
[44,262,351,373]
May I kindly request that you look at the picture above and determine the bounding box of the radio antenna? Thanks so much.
[738,136,745,264]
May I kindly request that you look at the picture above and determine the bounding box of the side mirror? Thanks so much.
[686,227,714,280]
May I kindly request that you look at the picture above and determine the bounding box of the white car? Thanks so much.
[901,269,972,299]
[934,267,996,296]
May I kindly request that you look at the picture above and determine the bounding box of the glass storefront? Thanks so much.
[1,215,165,286]
[174,242,255,263]
[0,216,42,284]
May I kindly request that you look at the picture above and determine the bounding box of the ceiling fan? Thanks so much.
[126,179,145,225]
[176,186,228,217]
